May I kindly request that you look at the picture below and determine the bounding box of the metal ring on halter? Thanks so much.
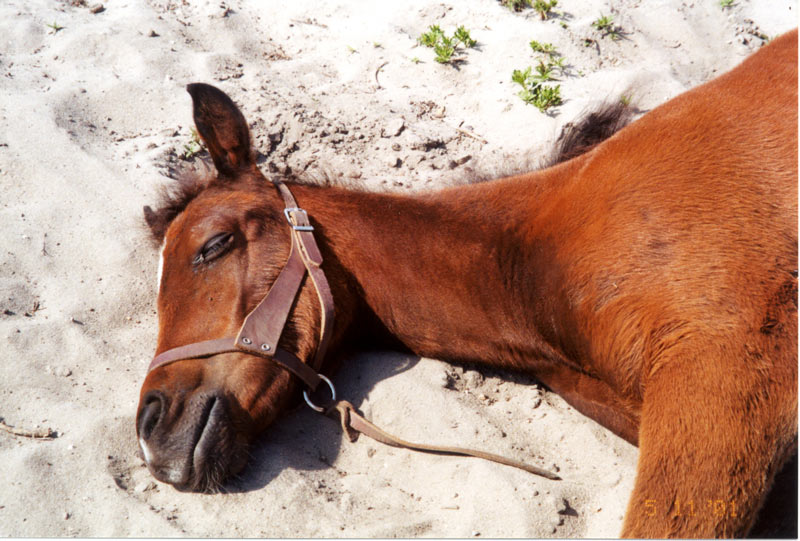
[303,374,336,413]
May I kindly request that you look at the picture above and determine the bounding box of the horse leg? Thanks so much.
[621,346,797,538]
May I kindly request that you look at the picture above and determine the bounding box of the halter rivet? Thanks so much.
[261,343,271,351]
[241,337,252,345]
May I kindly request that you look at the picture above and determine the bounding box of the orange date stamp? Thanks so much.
[643,499,738,518]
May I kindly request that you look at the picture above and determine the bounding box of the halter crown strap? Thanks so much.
[147,181,334,391]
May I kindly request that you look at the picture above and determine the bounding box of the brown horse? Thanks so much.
[136,30,797,537]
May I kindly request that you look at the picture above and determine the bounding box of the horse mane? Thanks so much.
[143,172,209,244]
[143,100,635,244]
[547,100,634,166]
[461,99,634,184]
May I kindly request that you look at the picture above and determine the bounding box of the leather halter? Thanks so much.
[147,181,334,396]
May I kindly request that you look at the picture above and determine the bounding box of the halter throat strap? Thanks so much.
[146,181,335,391]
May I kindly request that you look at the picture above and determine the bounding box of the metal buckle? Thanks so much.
[284,207,314,232]
[303,374,336,413]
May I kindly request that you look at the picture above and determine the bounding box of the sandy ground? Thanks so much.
[0,0,796,537]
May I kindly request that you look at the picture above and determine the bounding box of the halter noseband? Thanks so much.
[147,181,335,406]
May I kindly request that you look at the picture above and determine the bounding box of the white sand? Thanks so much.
[0,0,795,537]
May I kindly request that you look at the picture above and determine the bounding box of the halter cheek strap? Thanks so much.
[147,181,335,393]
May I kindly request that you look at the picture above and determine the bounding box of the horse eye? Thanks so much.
[194,233,234,266]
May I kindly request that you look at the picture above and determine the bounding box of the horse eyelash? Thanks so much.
[194,233,234,266]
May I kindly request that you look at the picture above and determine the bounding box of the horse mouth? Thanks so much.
[185,396,230,492]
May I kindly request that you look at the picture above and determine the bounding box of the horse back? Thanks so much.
[533,30,797,398]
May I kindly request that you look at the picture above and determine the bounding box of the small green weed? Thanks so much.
[433,38,457,64]
[529,41,567,77]
[47,21,64,33]
[182,129,203,159]
[516,36,568,111]
[592,15,622,40]
[501,0,558,18]
[533,60,556,82]
[418,25,444,47]
[418,25,477,64]
[502,0,531,12]
[532,0,558,20]
[453,26,477,47]
[529,40,557,55]
[719,0,735,8]
[512,67,562,112]
[550,56,566,71]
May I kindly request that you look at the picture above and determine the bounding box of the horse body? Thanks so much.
[137,30,797,537]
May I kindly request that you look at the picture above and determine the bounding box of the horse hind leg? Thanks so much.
[621,342,797,538]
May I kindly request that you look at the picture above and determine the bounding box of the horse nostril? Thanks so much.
[138,391,165,441]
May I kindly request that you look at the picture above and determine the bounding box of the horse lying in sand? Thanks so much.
[136,30,797,537]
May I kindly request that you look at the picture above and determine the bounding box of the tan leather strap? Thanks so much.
[235,238,306,356]
[275,181,334,371]
[147,337,324,390]
[329,400,561,481]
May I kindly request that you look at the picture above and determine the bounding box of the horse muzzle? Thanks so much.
[136,389,246,492]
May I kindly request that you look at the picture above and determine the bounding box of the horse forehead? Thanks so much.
[163,194,237,250]
[160,190,269,268]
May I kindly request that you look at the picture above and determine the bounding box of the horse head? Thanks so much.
[136,84,345,492]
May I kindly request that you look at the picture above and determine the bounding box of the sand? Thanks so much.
[0,0,795,537]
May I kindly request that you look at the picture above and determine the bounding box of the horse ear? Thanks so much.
[143,205,157,230]
[186,83,253,178]
[143,205,165,242]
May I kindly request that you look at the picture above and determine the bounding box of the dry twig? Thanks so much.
[375,61,389,88]
[0,417,56,439]
[454,126,488,144]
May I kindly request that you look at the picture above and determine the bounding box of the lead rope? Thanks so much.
[329,400,562,480]
[275,180,560,482]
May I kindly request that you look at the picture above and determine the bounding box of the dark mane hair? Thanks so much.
[143,171,210,244]
[143,100,635,243]
[547,100,634,166]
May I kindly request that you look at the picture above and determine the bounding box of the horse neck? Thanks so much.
[290,165,579,372]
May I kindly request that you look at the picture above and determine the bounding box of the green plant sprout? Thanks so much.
[529,42,567,78]
[533,60,555,82]
[529,40,557,55]
[719,0,735,8]
[418,25,477,64]
[418,25,444,47]
[453,26,477,47]
[182,129,203,159]
[47,21,64,33]
[512,67,562,112]
[532,0,558,20]
[592,15,622,40]
[502,0,531,12]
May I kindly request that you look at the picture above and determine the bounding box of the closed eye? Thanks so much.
[193,232,234,266]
